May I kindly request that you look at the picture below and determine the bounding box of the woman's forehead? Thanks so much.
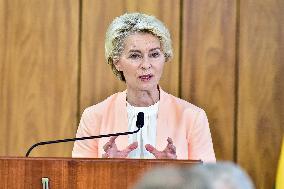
[123,33,161,51]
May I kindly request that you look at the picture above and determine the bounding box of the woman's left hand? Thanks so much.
[145,137,177,159]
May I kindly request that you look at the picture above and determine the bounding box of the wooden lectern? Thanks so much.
[0,157,200,189]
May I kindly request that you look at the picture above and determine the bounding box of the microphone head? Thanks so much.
[136,112,144,128]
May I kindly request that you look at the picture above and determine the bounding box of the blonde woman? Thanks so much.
[72,13,215,162]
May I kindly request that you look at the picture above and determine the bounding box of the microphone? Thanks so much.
[25,112,144,157]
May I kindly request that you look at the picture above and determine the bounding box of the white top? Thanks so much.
[127,101,159,159]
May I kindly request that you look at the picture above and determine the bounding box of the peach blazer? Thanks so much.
[72,89,216,162]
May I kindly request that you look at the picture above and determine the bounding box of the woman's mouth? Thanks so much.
[138,74,153,81]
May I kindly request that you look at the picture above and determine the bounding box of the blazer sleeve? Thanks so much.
[72,108,99,158]
[187,109,216,162]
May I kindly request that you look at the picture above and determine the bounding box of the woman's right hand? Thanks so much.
[102,136,138,158]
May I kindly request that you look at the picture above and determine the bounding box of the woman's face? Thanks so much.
[114,33,166,92]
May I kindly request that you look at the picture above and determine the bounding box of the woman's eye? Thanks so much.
[129,54,141,59]
[150,52,160,58]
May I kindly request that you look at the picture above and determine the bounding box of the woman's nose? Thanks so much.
[141,58,152,69]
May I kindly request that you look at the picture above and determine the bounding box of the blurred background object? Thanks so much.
[133,162,255,189]
[276,138,284,189]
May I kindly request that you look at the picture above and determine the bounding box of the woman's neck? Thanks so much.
[126,86,160,107]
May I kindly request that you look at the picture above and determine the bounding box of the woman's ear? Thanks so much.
[113,57,121,71]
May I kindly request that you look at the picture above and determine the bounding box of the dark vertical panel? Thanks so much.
[0,0,79,157]
[238,0,284,188]
[181,0,237,160]
[80,0,180,113]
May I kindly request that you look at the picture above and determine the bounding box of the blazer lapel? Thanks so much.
[156,88,171,151]
[114,90,129,150]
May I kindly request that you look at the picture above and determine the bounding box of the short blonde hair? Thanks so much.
[105,12,173,81]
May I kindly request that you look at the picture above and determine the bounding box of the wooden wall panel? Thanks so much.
[181,0,236,160]
[238,0,284,188]
[80,0,180,112]
[0,0,79,157]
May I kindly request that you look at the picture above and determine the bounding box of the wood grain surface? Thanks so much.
[238,0,284,188]
[0,0,79,157]
[181,0,236,161]
[0,157,200,189]
[79,0,180,113]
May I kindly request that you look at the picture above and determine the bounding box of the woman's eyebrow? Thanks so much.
[128,47,160,53]
[149,47,161,52]
[128,49,141,53]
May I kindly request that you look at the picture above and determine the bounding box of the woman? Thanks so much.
[72,13,215,162]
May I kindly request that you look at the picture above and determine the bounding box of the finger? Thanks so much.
[122,142,138,154]
[103,141,111,152]
[166,137,176,152]
[145,144,160,158]
[102,152,109,158]
[167,137,173,144]
[109,136,118,143]
[103,136,118,152]
[167,143,176,154]
[166,138,174,148]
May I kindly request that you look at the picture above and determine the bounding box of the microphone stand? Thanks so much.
[26,127,142,157]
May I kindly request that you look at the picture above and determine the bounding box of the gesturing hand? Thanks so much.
[145,137,177,159]
[102,136,138,158]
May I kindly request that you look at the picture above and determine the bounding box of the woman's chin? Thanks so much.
[127,79,159,92]
[138,82,158,91]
